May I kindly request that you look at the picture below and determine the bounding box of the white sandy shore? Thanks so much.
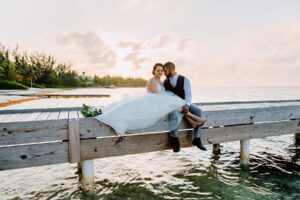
[0,88,61,104]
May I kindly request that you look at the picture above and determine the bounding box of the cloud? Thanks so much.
[116,33,205,71]
[177,37,194,51]
[150,33,200,51]
[124,50,148,70]
[116,0,163,11]
[117,40,143,50]
[150,33,175,48]
[232,20,300,72]
[117,40,147,70]
[54,30,117,69]
[198,20,300,86]
[48,20,300,86]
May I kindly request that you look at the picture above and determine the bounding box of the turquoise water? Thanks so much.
[0,87,300,199]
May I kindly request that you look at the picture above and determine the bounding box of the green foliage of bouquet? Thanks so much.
[81,104,102,117]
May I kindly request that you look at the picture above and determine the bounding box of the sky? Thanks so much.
[1,0,300,87]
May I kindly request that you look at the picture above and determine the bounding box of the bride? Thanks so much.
[95,63,204,135]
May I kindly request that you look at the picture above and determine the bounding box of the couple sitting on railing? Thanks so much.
[95,62,206,152]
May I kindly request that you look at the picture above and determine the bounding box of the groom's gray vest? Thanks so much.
[164,75,185,100]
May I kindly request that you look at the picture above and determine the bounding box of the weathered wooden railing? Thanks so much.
[0,102,300,191]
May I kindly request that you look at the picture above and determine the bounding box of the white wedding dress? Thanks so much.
[95,82,185,135]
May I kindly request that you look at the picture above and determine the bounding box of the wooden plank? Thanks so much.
[58,111,69,119]
[0,114,13,122]
[78,110,84,118]
[48,111,60,120]
[68,119,80,163]
[0,119,68,145]
[0,94,110,98]
[1,120,299,170]
[1,98,300,115]
[201,105,300,126]
[1,99,299,114]
[0,118,113,146]
[69,110,78,119]
[78,106,300,138]
[80,118,116,138]
[1,106,299,146]
[202,120,300,144]
[0,107,82,114]
[36,112,51,121]
[202,105,300,127]
[196,99,300,106]
[13,112,36,122]
[80,120,300,160]
[1,113,23,122]
[26,112,42,121]
[107,106,300,134]
[42,94,110,98]
[0,142,68,170]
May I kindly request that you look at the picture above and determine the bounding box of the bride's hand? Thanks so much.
[181,105,189,114]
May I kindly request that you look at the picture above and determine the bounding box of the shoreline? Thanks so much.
[0,88,60,108]
[0,97,41,108]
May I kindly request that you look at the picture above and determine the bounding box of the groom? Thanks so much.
[163,61,206,152]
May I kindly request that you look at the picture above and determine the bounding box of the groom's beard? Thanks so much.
[165,74,171,78]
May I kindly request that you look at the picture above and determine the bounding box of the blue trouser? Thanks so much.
[170,103,202,138]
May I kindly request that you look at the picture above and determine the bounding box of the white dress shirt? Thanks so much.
[170,73,192,106]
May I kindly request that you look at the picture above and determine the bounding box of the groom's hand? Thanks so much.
[181,105,189,114]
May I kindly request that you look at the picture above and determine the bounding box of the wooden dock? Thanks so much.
[0,100,300,191]
[0,94,110,98]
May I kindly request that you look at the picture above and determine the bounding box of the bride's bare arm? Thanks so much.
[147,79,158,93]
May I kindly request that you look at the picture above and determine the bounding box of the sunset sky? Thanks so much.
[1,0,300,87]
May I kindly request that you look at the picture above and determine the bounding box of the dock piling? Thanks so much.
[81,160,94,191]
[295,133,300,145]
[212,143,221,155]
[240,139,250,166]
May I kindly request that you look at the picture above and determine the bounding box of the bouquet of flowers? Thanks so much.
[81,104,102,117]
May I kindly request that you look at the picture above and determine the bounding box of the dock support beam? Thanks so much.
[77,162,82,174]
[81,160,94,191]
[295,133,300,145]
[212,143,221,155]
[240,139,250,166]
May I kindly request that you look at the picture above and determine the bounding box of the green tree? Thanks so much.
[30,53,56,85]
[0,45,19,81]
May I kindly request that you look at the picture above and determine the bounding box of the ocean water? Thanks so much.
[0,87,300,200]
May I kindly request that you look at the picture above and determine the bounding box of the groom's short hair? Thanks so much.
[163,62,175,70]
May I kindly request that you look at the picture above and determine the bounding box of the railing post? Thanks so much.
[81,160,94,191]
[240,139,250,166]
[68,119,81,163]
[68,118,94,191]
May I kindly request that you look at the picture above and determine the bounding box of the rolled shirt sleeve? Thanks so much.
[184,78,192,106]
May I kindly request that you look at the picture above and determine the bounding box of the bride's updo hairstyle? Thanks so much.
[152,63,163,75]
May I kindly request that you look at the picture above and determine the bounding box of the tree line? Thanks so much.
[0,44,147,88]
